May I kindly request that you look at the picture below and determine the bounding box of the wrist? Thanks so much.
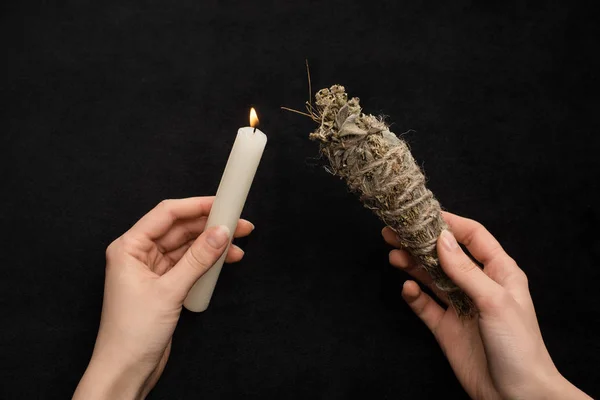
[73,356,151,400]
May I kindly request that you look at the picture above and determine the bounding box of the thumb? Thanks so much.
[437,229,502,307]
[162,225,230,297]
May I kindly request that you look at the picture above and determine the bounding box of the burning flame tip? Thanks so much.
[249,107,259,128]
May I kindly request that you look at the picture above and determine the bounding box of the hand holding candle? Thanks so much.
[183,108,267,312]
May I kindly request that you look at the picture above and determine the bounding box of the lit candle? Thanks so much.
[184,108,267,312]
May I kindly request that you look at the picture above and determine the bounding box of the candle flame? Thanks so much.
[249,107,259,128]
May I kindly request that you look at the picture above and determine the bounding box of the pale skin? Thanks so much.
[382,212,591,400]
[73,197,254,399]
[74,199,591,399]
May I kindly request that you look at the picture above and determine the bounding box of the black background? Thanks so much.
[1,1,599,399]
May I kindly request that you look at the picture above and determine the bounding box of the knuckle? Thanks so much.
[456,259,477,274]
[105,242,115,259]
[105,237,125,272]
[520,270,528,285]
[105,237,122,261]
[505,256,521,272]
[502,256,528,286]
[514,268,528,287]
[158,199,171,208]
[187,245,213,272]
[120,234,138,254]
[157,199,174,213]
[463,221,486,246]
[157,199,177,220]
[472,220,486,232]
[414,297,427,316]
[487,245,507,262]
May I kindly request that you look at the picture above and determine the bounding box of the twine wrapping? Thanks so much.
[308,85,474,317]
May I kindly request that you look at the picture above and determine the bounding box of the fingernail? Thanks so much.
[207,225,230,248]
[249,222,255,231]
[233,245,245,255]
[441,230,458,251]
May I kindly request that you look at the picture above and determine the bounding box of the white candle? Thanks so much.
[184,108,267,312]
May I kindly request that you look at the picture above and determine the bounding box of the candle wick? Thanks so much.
[253,127,257,134]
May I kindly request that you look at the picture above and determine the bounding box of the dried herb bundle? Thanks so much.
[296,84,474,316]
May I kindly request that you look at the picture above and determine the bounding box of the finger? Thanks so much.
[442,212,529,295]
[402,280,444,335]
[389,249,449,305]
[128,197,215,240]
[442,212,505,265]
[485,257,532,310]
[388,249,416,269]
[163,241,246,266]
[225,245,245,263]
[156,217,208,252]
[153,240,200,276]
[437,230,503,307]
[382,227,402,248]
[161,225,230,296]
[156,218,254,253]
[164,240,195,266]
[484,257,529,293]
[232,219,255,238]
